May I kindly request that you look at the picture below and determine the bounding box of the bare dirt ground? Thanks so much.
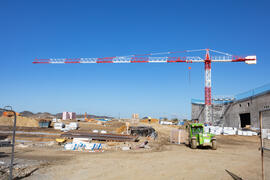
[17,135,261,180]
[0,122,264,179]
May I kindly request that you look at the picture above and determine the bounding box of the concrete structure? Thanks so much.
[192,84,270,128]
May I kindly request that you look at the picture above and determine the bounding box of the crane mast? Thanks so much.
[33,49,256,123]
[204,49,212,123]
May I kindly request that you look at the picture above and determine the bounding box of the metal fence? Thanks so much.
[0,107,17,180]
[192,83,270,105]
[235,83,270,101]
[191,98,233,105]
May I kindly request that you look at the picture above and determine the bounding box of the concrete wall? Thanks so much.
[191,91,270,128]
[224,92,270,128]
[191,103,204,122]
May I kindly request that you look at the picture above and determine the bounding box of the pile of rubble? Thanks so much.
[0,116,39,127]
[0,157,47,179]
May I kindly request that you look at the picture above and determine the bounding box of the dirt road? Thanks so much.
[23,135,261,180]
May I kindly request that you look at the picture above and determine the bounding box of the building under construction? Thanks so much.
[192,83,270,128]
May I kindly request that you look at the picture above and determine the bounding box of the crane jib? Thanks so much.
[32,49,256,124]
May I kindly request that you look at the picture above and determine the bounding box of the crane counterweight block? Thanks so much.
[245,55,257,64]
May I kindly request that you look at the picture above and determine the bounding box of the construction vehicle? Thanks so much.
[84,112,97,122]
[187,123,217,150]
[2,111,20,117]
[84,112,88,121]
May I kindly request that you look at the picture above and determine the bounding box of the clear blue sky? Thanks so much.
[0,0,269,119]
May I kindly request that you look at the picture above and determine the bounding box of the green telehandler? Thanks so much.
[187,123,217,150]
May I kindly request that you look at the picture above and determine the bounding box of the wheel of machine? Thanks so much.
[191,139,197,149]
[212,140,217,150]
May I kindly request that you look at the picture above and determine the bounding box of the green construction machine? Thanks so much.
[187,123,217,150]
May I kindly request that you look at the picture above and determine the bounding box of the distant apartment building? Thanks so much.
[62,112,76,120]
[132,113,139,119]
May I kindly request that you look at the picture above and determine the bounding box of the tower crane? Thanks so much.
[33,48,256,123]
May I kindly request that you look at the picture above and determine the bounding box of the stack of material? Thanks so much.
[208,126,223,135]
[237,130,243,135]
[223,127,237,135]
[160,121,173,125]
[54,122,65,130]
[242,131,253,136]
[64,138,102,151]
[61,132,138,142]
[170,129,187,144]
[237,129,257,136]
[66,122,78,130]
[73,138,91,143]
[54,122,79,131]
[205,125,259,136]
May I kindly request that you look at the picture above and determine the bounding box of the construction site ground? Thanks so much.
[0,122,264,179]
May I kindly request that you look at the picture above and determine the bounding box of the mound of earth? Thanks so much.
[0,116,39,127]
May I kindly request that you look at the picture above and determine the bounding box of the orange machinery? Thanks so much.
[2,111,20,117]
[84,112,96,122]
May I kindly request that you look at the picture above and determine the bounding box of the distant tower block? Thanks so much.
[131,113,139,123]
[132,113,139,119]
[62,112,76,120]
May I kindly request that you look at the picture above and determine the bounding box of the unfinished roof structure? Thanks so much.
[192,83,270,128]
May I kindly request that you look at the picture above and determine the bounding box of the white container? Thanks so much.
[52,118,57,123]
[69,122,78,130]
[64,143,74,150]
[73,138,91,144]
[100,130,107,134]
[252,132,257,136]
[54,123,65,130]
[247,131,253,136]
[160,121,173,125]
[93,130,99,133]
[122,146,131,151]
[223,129,236,135]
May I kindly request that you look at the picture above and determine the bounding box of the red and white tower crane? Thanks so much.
[33,49,256,123]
